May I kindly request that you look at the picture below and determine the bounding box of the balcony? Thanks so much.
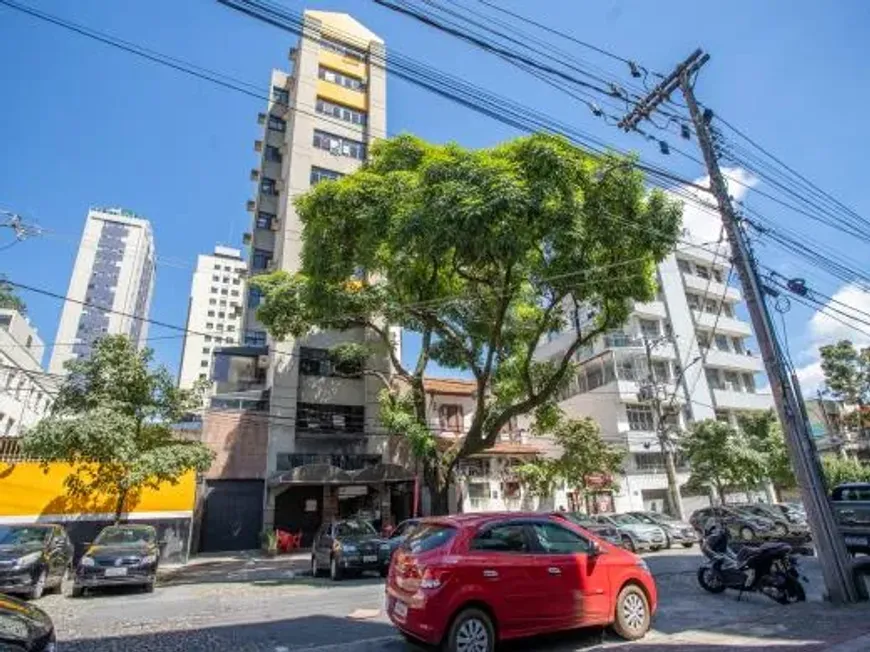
[712,388,773,411]
[703,348,764,372]
[682,273,742,302]
[692,310,753,336]
[633,300,667,320]
[679,238,732,267]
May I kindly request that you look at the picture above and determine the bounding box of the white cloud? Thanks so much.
[677,167,757,246]
[793,284,870,394]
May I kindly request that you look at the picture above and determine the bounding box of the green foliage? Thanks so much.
[21,336,214,521]
[820,340,870,407]
[821,455,870,487]
[0,276,26,314]
[738,410,796,490]
[519,415,623,497]
[251,133,682,510]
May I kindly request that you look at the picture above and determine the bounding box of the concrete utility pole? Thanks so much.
[640,336,685,520]
[621,49,861,603]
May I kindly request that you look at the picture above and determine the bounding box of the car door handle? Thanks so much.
[548,567,561,576]
[482,569,499,579]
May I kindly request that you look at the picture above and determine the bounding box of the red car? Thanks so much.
[385,513,657,651]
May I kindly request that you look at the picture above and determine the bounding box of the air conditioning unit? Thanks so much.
[257,112,267,125]
[288,47,298,60]
[253,140,263,153]
[275,179,286,192]
[250,169,260,181]
[242,232,253,245]
[270,219,281,232]
[258,355,271,368]
[246,200,256,212]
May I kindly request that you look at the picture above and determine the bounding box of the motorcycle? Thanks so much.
[697,522,807,604]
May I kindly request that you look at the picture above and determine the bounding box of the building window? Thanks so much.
[715,410,730,423]
[260,178,278,196]
[207,310,215,317]
[218,312,225,319]
[268,115,286,132]
[231,290,240,297]
[256,211,276,229]
[722,302,735,317]
[652,360,671,383]
[210,287,218,294]
[318,65,365,91]
[206,322,214,329]
[320,37,366,61]
[315,97,367,126]
[201,360,209,368]
[220,289,228,295]
[438,404,464,432]
[252,249,272,271]
[248,286,263,309]
[715,334,730,351]
[225,337,234,344]
[299,346,361,377]
[272,85,289,105]
[209,298,216,305]
[202,347,210,354]
[297,403,365,433]
[677,259,692,273]
[626,405,655,432]
[212,275,220,282]
[712,268,724,283]
[313,130,366,160]
[639,318,660,339]
[723,371,741,391]
[264,145,283,163]
[706,368,722,389]
[310,166,344,185]
[732,337,745,354]
[697,331,710,349]
[686,293,700,310]
[743,373,757,393]
[695,265,710,280]
[227,325,235,332]
[205,335,212,342]
[244,330,267,346]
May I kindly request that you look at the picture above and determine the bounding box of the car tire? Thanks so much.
[70,584,84,598]
[29,569,47,600]
[622,535,636,553]
[442,607,495,652]
[330,556,342,582]
[664,534,672,549]
[144,581,155,593]
[611,584,651,641]
[682,542,694,548]
[740,526,755,541]
[379,567,389,578]
[697,566,727,593]
[311,556,320,578]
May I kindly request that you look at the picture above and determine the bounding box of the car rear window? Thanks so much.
[833,486,870,501]
[402,524,457,554]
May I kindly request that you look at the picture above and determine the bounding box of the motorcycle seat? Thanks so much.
[736,547,758,562]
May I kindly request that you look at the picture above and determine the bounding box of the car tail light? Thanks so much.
[419,566,450,590]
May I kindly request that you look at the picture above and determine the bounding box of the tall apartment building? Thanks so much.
[208,11,400,546]
[178,246,247,391]
[0,309,54,437]
[49,208,155,375]
[535,236,773,514]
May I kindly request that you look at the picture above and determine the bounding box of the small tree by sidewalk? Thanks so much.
[22,336,214,522]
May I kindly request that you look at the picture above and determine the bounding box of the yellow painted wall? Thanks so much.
[319,50,367,80]
[0,462,195,518]
[316,80,367,112]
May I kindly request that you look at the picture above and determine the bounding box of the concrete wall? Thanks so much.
[200,410,269,480]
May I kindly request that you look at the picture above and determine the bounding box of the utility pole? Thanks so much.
[621,50,861,603]
[640,336,685,520]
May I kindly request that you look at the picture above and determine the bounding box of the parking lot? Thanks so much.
[25,546,869,651]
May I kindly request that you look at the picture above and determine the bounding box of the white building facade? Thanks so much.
[178,246,247,391]
[535,237,773,514]
[0,309,54,437]
[48,207,156,375]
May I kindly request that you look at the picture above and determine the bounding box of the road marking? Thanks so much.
[347,608,381,620]
[283,635,402,651]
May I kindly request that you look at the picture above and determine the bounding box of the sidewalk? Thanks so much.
[159,550,311,585]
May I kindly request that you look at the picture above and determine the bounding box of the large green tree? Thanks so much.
[821,455,870,487]
[518,415,623,509]
[820,340,870,437]
[252,133,682,513]
[21,336,214,522]
[739,410,796,495]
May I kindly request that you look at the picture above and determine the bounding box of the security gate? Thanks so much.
[200,480,264,553]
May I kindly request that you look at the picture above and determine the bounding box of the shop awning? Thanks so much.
[268,462,415,487]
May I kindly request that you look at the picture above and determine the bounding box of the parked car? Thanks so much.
[551,512,623,547]
[73,524,160,596]
[385,513,657,650]
[689,506,776,541]
[378,519,421,576]
[830,482,870,555]
[592,513,667,552]
[0,524,73,600]
[627,511,697,548]
[311,519,384,581]
[732,504,810,539]
[0,593,56,651]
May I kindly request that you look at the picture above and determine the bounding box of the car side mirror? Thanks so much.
[589,540,603,557]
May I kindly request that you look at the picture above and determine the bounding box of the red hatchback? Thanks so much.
[386,513,657,651]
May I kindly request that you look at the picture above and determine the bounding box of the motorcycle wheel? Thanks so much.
[785,577,806,603]
[697,566,727,594]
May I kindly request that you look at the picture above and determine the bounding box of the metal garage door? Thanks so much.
[200,480,264,553]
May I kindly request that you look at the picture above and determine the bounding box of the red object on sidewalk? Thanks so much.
[275,529,293,554]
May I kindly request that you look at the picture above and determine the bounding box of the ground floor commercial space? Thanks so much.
[265,463,416,547]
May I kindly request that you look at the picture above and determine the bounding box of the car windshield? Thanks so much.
[565,513,595,526]
[0,525,51,546]
[610,514,641,525]
[335,520,377,537]
[94,526,156,546]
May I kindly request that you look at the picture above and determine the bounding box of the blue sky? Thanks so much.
[1,0,868,389]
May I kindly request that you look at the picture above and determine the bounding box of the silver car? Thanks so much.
[593,513,667,553]
[628,511,697,548]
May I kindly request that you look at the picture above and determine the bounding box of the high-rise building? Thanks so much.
[48,207,155,375]
[534,235,773,514]
[208,11,400,539]
[178,246,247,391]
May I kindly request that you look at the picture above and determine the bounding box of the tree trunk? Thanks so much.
[716,482,727,506]
[114,488,129,524]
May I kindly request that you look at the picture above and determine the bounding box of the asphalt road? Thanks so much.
[32,546,862,652]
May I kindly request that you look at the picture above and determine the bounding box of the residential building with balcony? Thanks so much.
[805,397,870,462]
[48,207,155,375]
[177,246,247,394]
[202,11,402,550]
[0,309,55,437]
[535,235,773,514]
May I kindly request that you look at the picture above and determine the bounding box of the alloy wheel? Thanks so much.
[622,592,646,633]
[455,617,489,652]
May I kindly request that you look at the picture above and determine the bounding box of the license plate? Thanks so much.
[105,567,128,577]
[363,555,377,563]
[393,601,408,619]
[844,536,868,546]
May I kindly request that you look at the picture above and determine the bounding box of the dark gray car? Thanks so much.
[0,524,73,600]
[311,520,383,581]
[627,511,697,548]
[378,519,420,576]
